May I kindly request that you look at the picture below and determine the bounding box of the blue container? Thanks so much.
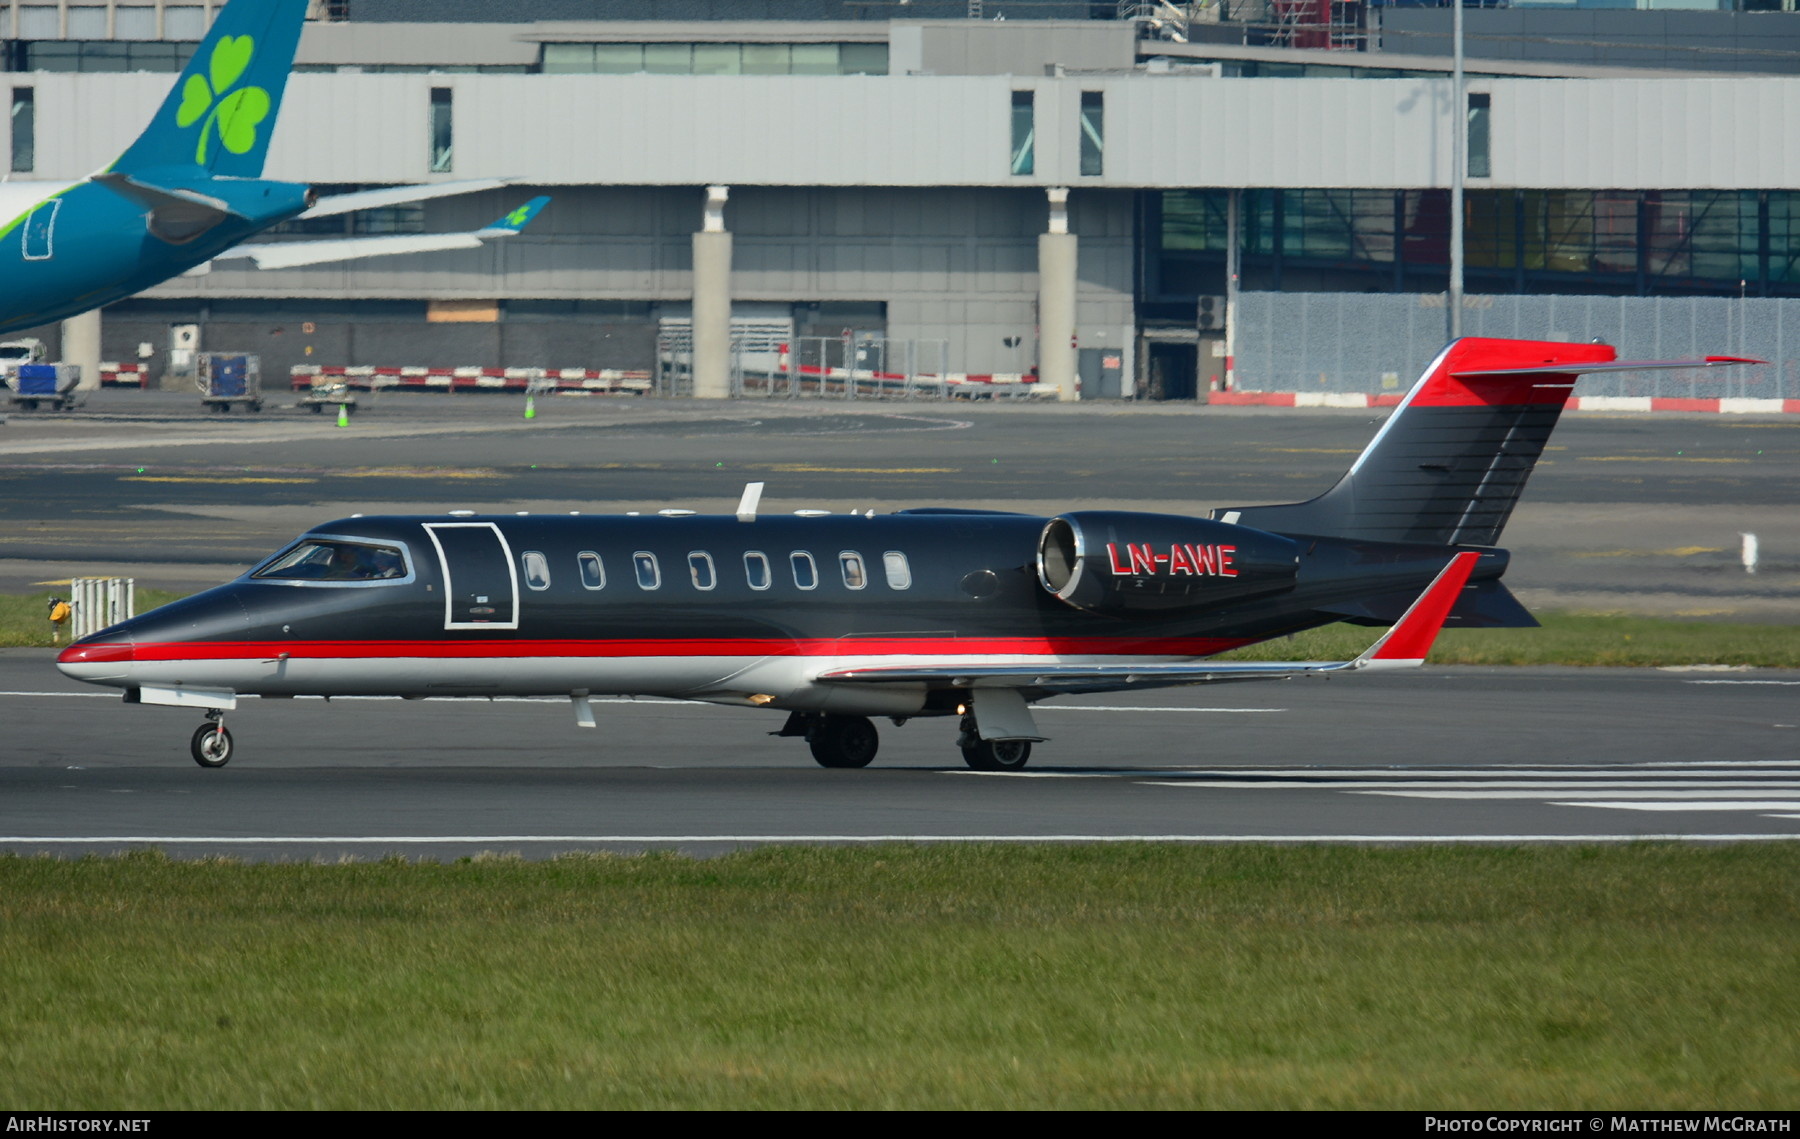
[211,356,249,397]
[16,364,59,395]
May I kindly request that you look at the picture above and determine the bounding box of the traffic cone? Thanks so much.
[524,395,536,420]
[336,404,348,428]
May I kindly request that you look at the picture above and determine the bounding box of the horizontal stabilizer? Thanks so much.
[817,553,1480,695]
[1212,338,1761,547]
[1452,356,1763,378]
[91,172,239,242]
[299,178,511,219]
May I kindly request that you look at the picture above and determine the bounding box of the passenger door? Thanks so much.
[423,522,519,630]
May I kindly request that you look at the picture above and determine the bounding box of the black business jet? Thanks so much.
[57,337,1754,770]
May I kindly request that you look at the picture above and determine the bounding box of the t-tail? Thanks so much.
[108,0,308,178]
[1212,337,1757,547]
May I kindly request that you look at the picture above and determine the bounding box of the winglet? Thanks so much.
[1351,551,1481,671]
[477,196,550,236]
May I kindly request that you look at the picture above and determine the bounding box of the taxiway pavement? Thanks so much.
[2,652,1795,858]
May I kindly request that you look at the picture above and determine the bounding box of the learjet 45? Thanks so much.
[56,337,1755,769]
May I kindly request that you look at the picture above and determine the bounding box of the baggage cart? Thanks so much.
[296,373,363,416]
[6,363,80,410]
[197,353,262,413]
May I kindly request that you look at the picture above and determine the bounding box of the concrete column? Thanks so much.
[1224,188,1239,393]
[1037,187,1078,402]
[62,308,102,392]
[691,185,733,400]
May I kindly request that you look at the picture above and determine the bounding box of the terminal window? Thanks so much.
[1467,93,1491,179]
[10,88,32,173]
[1079,91,1104,177]
[540,42,887,77]
[1010,91,1035,176]
[429,87,453,174]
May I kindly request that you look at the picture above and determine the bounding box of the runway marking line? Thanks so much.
[1553,801,1800,812]
[120,476,319,484]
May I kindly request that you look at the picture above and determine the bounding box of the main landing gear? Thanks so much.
[190,710,233,768]
[806,714,881,769]
[958,714,1032,772]
[777,709,1037,771]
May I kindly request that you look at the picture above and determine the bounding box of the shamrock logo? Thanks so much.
[175,35,270,165]
[505,205,531,227]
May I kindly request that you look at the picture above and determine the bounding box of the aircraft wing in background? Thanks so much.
[205,194,549,272]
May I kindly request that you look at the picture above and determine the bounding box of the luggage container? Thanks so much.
[5,363,80,410]
[197,353,262,412]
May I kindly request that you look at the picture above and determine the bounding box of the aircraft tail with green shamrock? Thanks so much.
[0,0,541,337]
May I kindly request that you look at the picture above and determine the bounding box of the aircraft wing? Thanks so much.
[297,177,511,220]
[815,551,1479,696]
[211,195,549,271]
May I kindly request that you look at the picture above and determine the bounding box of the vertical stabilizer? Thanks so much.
[1213,337,1616,546]
[109,0,308,178]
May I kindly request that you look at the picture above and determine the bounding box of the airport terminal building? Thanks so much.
[7,0,1800,399]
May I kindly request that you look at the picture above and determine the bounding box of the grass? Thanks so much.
[0,844,1795,1109]
[4,589,1796,666]
[0,588,186,648]
[1219,612,1800,669]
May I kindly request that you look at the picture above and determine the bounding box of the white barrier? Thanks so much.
[70,577,134,641]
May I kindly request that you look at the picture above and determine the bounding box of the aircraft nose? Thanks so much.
[57,635,135,685]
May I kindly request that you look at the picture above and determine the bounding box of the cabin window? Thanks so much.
[882,551,912,590]
[839,551,867,590]
[633,551,661,590]
[688,551,717,591]
[251,539,407,583]
[744,551,771,591]
[578,551,605,590]
[790,551,818,590]
[521,550,551,591]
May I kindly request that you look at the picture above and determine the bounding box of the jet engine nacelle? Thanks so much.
[1037,511,1300,614]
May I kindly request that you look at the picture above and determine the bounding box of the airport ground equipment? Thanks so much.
[6,363,81,411]
[296,373,363,416]
[196,353,263,413]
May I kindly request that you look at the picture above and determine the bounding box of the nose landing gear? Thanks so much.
[190,710,233,768]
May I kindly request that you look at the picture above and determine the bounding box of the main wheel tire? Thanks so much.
[190,724,233,768]
[808,715,879,769]
[961,738,1032,772]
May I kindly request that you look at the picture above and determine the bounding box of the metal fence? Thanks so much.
[657,335,963,400]
[1234,292,1797,400]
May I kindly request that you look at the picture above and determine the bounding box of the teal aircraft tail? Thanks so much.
[478,196,552,236]
[110,0,308,178]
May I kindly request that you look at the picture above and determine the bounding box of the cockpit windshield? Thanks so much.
[252,540,407,583]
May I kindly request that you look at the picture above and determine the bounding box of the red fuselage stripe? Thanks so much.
[80,635,1256,663]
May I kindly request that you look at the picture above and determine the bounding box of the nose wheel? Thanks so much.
[190,713,233,768]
